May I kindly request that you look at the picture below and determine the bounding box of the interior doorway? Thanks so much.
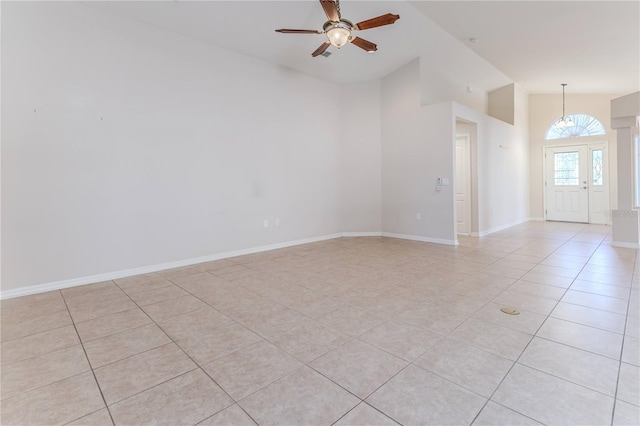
[544,141,610,224]
[455,134,471,235]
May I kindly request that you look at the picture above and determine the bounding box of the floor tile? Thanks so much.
[0,325,79,366]
[2,228,637,425]
[174,274,234,295]
[94,342,197,405]
[109,369,232,425]
[67,408,114,425]
[509,280,567,300]
[472,401,542,425]
[366,364,486,426]
[1,308,72,342]
[472,302,546,334]
[271,319,349,363]
[157,308,230,341]
[239,366,359,425]
[492,364,614,425]
[310,339,407,398]
[551,302,626,334]
[622,335,640,366]
[316,305,386,337]
[75,308,152,343]
[67,295,138,323]
[125,284,189,306]
[199,404,257,426]
[334,403,400,426]
[613,400,640,426]
[617,362,639,406]
[449,318,533,361]
[494,289,558,315]
[561,290,629,314]
[202,340,303,401]
[0,345,90,400]
[113,272,162,287]
[414,337,513,397]
[359,320,443,361]
[115,276,175,294]
[0,372,105,426]
[519,337,620,396]
[60,281,114,299]
[518,271,574,288]
[62,284,126,308]
[142,294,209,322]
[570,280,631,300]
[537,317,623,359]
[83,323,171,368]
[577,271,631,287]
[1,290,64,310]
[627,315,640,338]
[175,321,262,365]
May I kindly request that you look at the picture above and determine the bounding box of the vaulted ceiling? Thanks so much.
[87,1,639,95]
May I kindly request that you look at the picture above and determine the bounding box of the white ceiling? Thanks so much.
[412,1,640,94]
[87,1,639,95]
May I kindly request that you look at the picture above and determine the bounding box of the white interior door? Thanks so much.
[545,145,589,223]
[455,134,471,234]
[588,143,610,224]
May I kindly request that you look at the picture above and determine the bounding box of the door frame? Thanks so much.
[542,140,610,224]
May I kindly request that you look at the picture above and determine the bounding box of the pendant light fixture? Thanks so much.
[556,83,575,129]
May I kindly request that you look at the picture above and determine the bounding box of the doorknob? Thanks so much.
[582,186,588,190]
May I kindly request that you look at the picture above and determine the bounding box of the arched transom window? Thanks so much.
[545,113,606,140]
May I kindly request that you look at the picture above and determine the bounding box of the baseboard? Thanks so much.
[475,219,528,237]
[528,217,545,221]
[611,241,640,249]
[341,232,383,237]
[381,232,458,246]
[0,233,345,300]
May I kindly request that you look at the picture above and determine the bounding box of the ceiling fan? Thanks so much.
[275,0,400,57]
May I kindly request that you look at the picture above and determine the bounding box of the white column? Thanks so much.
[610,92,640,248]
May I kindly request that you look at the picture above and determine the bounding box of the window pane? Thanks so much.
[554,152,580,185]
[545,113,606,140]
[592,149,603,186]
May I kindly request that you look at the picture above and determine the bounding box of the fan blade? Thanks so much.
[312,42,331,57]
[354,13,400,31]
[320,0,340,22]
[276,29,322,34]
[350,37,377,53]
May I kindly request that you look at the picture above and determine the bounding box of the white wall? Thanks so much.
[1,2,382,293]
[381,59,529,242]
[529,94,620,219]
[381,60,456,243]
[454,84,530,234]
[338,81,382,233]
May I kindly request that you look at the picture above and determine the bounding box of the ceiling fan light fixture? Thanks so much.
[324,21,352,48]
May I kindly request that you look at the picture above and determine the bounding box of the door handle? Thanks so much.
[582,186,588,190]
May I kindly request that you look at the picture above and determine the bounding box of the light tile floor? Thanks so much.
[1,221,639,425]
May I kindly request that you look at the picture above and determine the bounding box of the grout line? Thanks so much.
[469,226,612,425]
[610,252,638,426]
[4,223,636,426]
[60,291,118,426]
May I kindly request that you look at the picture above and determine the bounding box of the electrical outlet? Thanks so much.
[416,213,421,220]
[263,220,269,228]
[275,218,280,226]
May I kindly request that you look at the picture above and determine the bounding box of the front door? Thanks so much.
[545,145,589,223]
